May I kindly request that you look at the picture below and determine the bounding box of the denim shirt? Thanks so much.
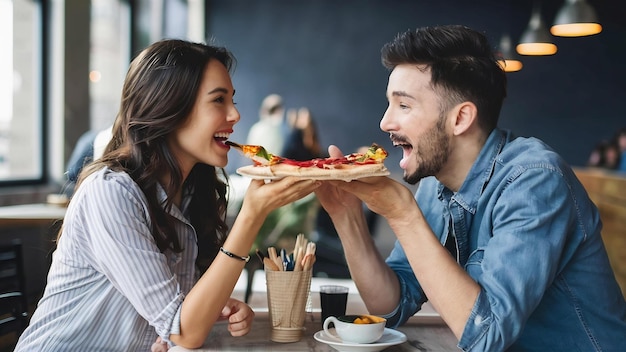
[384,129,626,351]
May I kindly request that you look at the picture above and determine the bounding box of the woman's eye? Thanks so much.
[213,95,237,105]
[400,104,409,110]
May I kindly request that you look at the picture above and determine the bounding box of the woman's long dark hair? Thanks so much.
[73,39,236,271]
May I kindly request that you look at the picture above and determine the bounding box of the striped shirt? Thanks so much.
[16,168,198,351]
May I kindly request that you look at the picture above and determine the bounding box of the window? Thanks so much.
[0,0,43,183]
[0,0,199,187]
[90,0,131,131]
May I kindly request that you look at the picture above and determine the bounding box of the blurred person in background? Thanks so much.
[603,139,621,170]
[63,125,113,197]
[589,138,621,171]
[281,109,379,278]
[246,93,288,155]
[282,107,323,160]
[62,129,97,196]
[587,141,608,168]
[616,128,626,172]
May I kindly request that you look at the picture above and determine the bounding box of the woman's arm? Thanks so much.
[170,177,320,348]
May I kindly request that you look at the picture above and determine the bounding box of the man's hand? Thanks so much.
[218,298,255,337]
[315,145,362,215]
[336,176,416,222]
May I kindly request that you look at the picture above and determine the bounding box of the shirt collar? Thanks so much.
[438,128,508,214]
[156,183,193,223]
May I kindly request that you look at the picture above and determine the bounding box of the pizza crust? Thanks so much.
[236,163,390,181]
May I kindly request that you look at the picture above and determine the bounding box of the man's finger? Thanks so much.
[328,145,344,158]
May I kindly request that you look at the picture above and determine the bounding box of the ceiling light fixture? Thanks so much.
[516,2,558,56]
[496,34,523,72]
[551,0,602,37]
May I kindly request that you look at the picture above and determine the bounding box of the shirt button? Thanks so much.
[474,316,483,325]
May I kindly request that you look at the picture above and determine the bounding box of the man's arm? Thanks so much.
[332,176,480,339]
[321,191,402,315]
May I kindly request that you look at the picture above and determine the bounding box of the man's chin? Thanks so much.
[404,161,438,185]
[403,169,422,185]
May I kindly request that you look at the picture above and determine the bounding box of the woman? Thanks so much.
[282,107,323,161]
[15,39,319,351]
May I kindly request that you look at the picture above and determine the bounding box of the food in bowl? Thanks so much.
[324,315,387,343]
[352,315,386,324]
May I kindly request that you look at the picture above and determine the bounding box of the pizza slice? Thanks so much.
[227,141,390,181]
[225,141,282,165]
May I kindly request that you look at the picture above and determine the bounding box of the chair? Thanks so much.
[0,241,29,337]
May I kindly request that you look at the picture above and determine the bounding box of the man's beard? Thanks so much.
[404,116,449,185]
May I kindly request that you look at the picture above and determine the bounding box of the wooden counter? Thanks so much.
[574,168,626,297]
[0,203,66,227]
[170,311,457,352]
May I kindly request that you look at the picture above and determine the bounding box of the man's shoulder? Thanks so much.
[500,135,565,170]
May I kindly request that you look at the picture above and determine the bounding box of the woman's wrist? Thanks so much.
[219,247,250,262]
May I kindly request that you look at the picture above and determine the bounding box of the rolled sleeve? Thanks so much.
[458,288,492,351]
[384,241,427,328]
[160,296,183,346]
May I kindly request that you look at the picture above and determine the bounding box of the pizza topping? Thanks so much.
[226,141,281,166]
[228,141,388,169]
[355,143,387,163]
[233,142,390,181]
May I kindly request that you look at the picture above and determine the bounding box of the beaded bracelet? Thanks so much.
[219,246,250,262]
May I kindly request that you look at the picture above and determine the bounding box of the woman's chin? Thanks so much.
[204,156,228,169]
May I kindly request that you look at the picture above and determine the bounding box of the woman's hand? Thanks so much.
[151,337,169,352]
[241,177,320,219]
[218,298,255,337]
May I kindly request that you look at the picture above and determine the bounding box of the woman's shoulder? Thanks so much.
[82,166,134,187]
[76,167,146,206]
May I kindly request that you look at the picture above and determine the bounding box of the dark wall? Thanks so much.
[206,0,626,174]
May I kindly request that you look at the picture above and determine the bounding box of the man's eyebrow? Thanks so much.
[391,91,415,99]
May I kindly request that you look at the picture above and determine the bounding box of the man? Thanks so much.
[246,93,288,156]
[617,127,626,171]
[316,25,626,351]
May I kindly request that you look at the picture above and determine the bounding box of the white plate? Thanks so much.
[314,328,407,352]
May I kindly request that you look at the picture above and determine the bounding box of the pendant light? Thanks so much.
[496,34,523,72]
[516,2,558,56]
[551,0,602,37]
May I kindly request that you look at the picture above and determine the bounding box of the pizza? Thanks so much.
[227,141,390,181]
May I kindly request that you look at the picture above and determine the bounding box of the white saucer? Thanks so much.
[313,328,407,352]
